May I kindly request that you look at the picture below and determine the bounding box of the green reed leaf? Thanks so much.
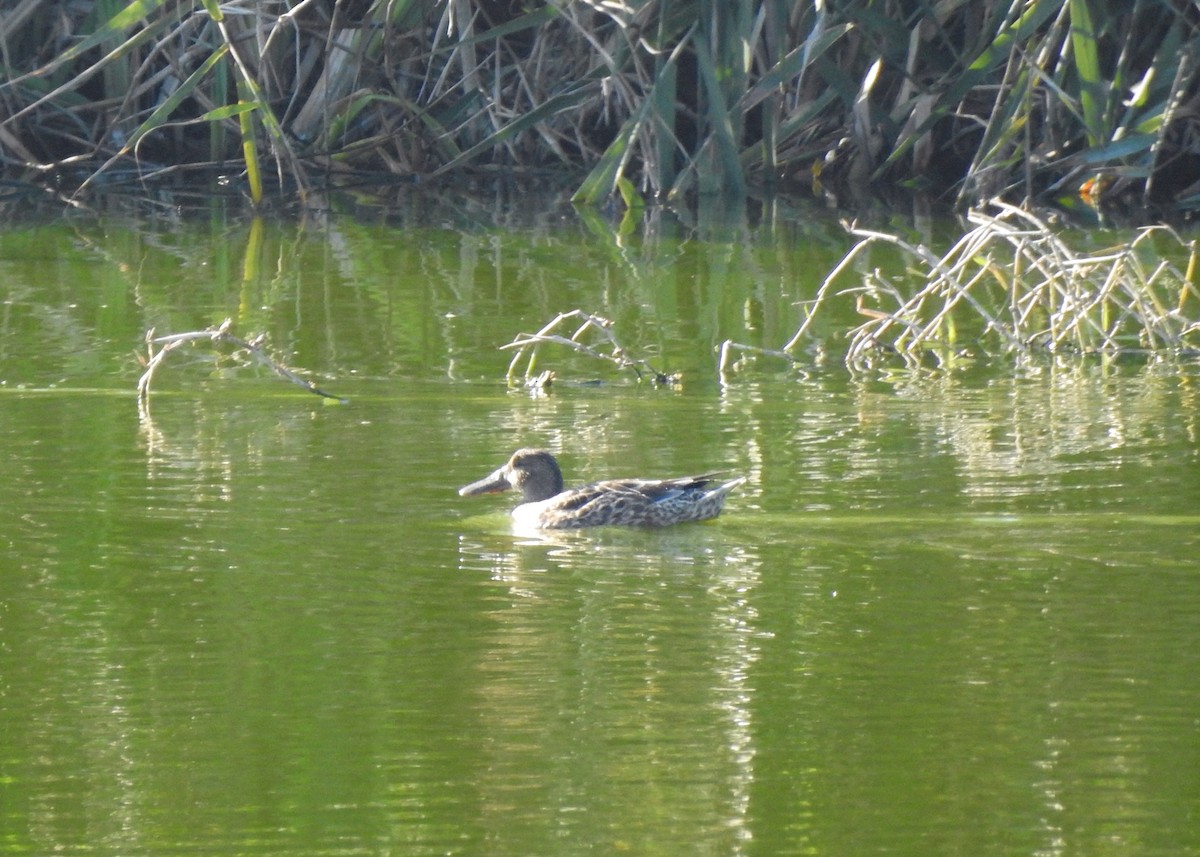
[123,45,230,149]
[1069,0,1106,147]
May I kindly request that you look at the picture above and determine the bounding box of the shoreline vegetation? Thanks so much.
[3,1,1200,212]
[4,1,1200,374]
[501,207,1200,379]
[717,205,1200,375]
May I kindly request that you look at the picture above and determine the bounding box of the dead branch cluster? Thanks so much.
[720,204,1200,378]
[137,318,343,414]
[500,309,680,388]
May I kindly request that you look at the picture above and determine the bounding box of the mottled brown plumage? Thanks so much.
[458,449,745,529]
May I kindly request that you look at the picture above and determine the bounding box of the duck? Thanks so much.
[458,448,745,529]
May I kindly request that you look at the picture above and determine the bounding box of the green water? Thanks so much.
[1,194,1198,856]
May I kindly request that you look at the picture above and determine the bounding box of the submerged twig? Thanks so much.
[137,318,344,408]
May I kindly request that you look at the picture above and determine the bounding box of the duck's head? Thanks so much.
[458,448,565,503]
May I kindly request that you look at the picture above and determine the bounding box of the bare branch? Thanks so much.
[137,318,344,410]
[499,309,678,385]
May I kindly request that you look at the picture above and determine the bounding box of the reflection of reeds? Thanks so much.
[721,205,1200,377]
[4,2,1200,206]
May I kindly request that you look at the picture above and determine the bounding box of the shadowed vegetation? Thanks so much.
[3,0,1200,209]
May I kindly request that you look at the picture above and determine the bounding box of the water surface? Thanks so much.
[1,193,1197,856]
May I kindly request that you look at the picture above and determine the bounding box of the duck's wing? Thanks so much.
[533,473,745,528]
[616,474,730,501]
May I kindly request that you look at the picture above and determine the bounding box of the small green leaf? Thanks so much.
[199,102,259,123]
[616,176,644,211]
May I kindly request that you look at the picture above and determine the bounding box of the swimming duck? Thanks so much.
[458,448,745,529]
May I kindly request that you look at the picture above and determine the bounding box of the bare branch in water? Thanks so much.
[137,318,345,409]
[719,206,1200,378]
[500,309,680,386]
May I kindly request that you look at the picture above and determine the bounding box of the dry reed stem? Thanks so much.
[721,207,1200,378]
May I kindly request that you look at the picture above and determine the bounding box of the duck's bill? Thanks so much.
[458,467,512,496]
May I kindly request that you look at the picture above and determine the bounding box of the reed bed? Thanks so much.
[3,1,1200,208]
[720,204,1200,376]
